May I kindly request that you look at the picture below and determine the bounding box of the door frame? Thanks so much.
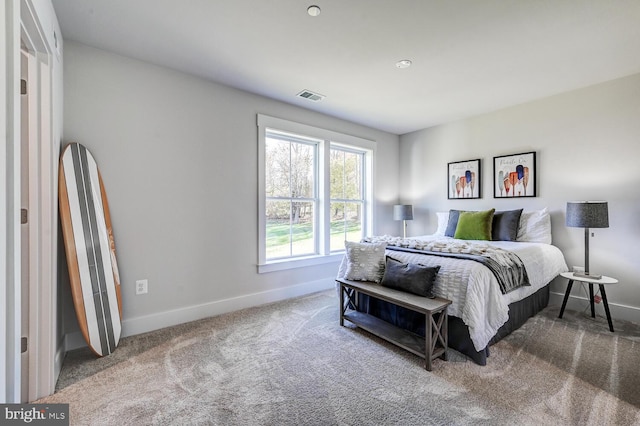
[1,0,23,404]
[20,0,58,402]
[1,0,59,402]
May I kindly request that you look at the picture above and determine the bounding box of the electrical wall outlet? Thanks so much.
[136,279,148,295]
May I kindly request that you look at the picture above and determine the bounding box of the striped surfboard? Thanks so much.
[59,143,122,356]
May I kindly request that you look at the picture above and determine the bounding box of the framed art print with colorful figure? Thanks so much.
[448,159,481,199]
[493,151,536,198]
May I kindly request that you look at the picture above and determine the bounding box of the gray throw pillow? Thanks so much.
[344,241,387,283]
[381,257,440,297]
[492,209,523,241]
[445,209,462,237]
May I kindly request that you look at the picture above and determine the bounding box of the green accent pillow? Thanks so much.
[454,209,496,240]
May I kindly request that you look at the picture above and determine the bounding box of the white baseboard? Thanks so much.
[64,278,335,352]
[549,291,640,325]
[54,338,65,383]
[64,331,87,353]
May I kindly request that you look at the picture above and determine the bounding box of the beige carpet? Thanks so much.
[40,290,640,425]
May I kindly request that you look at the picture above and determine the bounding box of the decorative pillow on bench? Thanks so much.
[381,256,440,297]
[344,241,387,283]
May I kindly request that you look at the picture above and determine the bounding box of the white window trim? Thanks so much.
[257,114,375,273]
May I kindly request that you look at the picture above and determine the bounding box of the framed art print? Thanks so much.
[493,151,536,198]
[448,159,481,199]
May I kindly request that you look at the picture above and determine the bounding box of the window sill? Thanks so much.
[258,253,344,274]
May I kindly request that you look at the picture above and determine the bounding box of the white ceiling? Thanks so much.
[51,0,640,135]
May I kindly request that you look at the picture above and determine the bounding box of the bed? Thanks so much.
[336,208,569,365]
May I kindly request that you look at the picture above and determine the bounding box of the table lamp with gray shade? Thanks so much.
[394,204,413,238]
[566,201,609,279]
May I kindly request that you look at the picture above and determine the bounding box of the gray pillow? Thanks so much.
[344,241,387,283]
[492,209,523,241]
[381,257,440,297]
[445,209,462,237]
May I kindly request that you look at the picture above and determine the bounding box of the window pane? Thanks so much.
[343,151,362,200]
[266,200,292,259]
[290,143,315,199]
[265,137,291,197]
[330,202,363,251]
[266,136,315,199]
[330,150,345,199]
[330,148,363,200]
[291,202,315,257]
[266,200,316,259]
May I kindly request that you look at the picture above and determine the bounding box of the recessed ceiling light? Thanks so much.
[307,5,321,17]
[396,59,412,69]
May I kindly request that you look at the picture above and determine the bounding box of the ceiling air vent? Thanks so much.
[296,89,325,102]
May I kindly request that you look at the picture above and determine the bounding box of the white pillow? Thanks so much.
[344,241,387,283]
[434,212,449,236]
[517,208,552,244]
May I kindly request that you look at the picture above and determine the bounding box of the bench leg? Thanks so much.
[425,308,449,370]
[442,309,448,361]
[339,283,344,326]
[425,313,433,371]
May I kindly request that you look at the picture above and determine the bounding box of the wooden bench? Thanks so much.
[336,278,451,371]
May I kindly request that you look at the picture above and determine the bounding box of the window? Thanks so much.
[258,115,374,272]
[329,147,364,252]
[265,131,318,259]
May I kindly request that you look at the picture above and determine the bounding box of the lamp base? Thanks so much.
[573,271,602,280]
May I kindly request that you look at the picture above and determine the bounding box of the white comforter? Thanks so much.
[337,235,568,351]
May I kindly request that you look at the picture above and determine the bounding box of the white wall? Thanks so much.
[61,41,400,347]
[399,73,640,323]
